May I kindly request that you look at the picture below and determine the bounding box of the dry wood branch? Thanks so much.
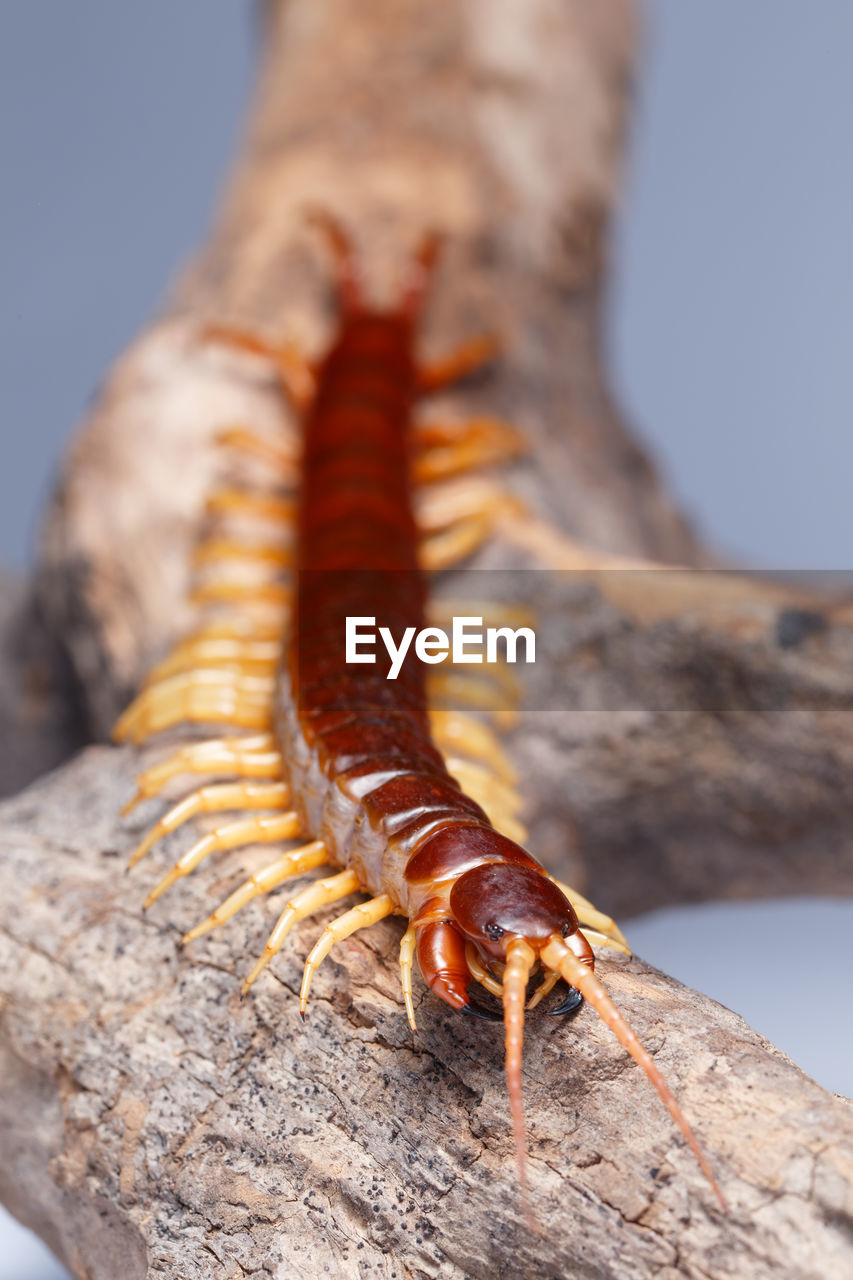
[1,747,852,1280]
[7,1,853,1275]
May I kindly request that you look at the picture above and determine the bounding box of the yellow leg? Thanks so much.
[144,659,278,688]
[181,619,284,644]
[146,637,282,685]
[189,580,291,608]
[203,325,315,409]
[399,924,418,1032]
[299,894,395,1014]
[443,756,523,819]
[417,334,500,393]
[414,416,516,451]
[205,488,295,524]
[216,426,297,470]
[143,810,301,908]
[417,476,522,534]
[441,764,526,844]
[454,659,521,704]
[525,969,561,1011]
[426,672,519,729]
[582,926,632,954]
[114,671,275,744]
[465,942,504,999]
[241,869,361,994]
[192,539,292,571]
[413,418,524,483]
[182,841,328,942]
[427,598,536,635]
[118,690,271,744]
[419,512,494,572]
[121,735,282,815]
[127,780,290,869]
[428,710,517,784]
[552,879,631,956]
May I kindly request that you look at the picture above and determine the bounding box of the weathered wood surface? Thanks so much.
[2,746,852,1280]
[3,0,852,1276]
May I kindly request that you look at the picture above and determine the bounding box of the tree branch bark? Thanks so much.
[4,1,851,1275]
[1,748,852,1280]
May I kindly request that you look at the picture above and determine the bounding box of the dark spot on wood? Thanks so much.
[776,608,827,648]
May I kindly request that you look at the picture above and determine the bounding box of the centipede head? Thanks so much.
[439,860,727,1219]
[449,862,591,965]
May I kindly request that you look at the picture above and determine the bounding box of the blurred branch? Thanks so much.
[35,0,698,739]
[0,567,83,798]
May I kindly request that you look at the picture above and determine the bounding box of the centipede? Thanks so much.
[114,215,726,1219]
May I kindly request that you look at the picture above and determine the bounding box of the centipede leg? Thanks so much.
[426,671,518,730]
[525,968,561,1011]
[413,417,524,483]
[299,893,396,1014]
[445,756,526,844]
[146,638,282,685]
[183,841,328,942]
[464,942,504,1000]
[417,476,523,535]
[143,811,302,907]
[399,924,418,1032]
[419,512,496,571]
[205,488,296,524]
[190,580,291,609]
[241,869,362,994]
[428,710,517,784]
[203,325,315,409]
[121,735,282,814]
[192,539,293,572]
[114,671,275,743]
[216,425,297,470]
[552,879,631,956]
[126,780,291,869]
[417,334,500,393]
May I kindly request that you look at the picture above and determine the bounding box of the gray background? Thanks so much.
[2,3,852,1274]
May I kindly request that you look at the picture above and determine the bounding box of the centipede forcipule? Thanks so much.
[114,217,726,1218]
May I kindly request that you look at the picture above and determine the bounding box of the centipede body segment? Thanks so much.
[115,218,725,1217]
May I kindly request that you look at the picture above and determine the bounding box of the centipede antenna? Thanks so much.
[306,209,362,312]
[540,937,728,1212]
[502,938,537,1228]
[400,230,443,318]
